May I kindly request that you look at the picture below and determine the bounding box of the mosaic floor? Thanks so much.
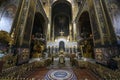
[44,69,77,80]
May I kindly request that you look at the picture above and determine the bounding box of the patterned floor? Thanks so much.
[26,58,99,80]
[26,68,99,80]
[44,69,77,80]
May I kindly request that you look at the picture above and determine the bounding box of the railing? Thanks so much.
[0,58,52,79]
[88,62,120,79]
[77,60,120,79]
[0,61,44,78]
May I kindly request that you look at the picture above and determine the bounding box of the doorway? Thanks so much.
[59,41,65,51]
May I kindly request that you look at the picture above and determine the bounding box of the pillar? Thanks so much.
[47,23,51,41]
[73,21,77,41]
[69,23,72,41]
[48,2,52,41]
[52,21,54,41]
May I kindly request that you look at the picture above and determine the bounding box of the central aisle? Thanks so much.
[44,57,77,79]
[50,57,72,68]
[25,57,98,80]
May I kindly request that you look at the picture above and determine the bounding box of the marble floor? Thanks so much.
[25,68,99,80]
[25,58,100,80]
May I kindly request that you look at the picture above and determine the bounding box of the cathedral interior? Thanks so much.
[0,0,120,79]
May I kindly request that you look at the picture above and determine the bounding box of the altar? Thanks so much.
[59,50,65,64]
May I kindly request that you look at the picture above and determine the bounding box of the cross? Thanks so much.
[60,31,64,36]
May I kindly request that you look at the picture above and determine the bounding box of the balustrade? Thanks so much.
[76,59,120,79]
[87,62,120,79]
[0,60,50,79]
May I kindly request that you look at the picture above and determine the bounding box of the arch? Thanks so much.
[59,41,65,51]
[78,11,94,58]
[51,0,72,38]
[0,4,17,33]
[52,0,72,8]
[78,11,92,38]
[32,12,45,36]
[30,12,45,58]
[52,1,72,20]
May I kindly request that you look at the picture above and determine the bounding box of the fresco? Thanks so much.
[0,5,16,33]
[54,15,69,37]
[106,0,120,44]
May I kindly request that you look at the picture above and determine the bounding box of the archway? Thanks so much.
[78,11,94,58]
[52,1,72,38]
[30,12,45,58]
[32,12,45,36]
[0,5,17,33]
[59,41,65,51]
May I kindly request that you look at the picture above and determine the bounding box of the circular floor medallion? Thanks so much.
[45,69,77,80]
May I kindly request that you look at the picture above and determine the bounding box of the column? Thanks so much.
[69,23,72,41]
[52,22,54,41]
[48,2,52,41]
[80,45,84,57]
[73,22,77,41]
[47,23,51,41]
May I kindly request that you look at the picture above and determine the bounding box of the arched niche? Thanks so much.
[32,12,45,36]
[59,41,65,51]
[78,11,94,58]
[51,0,72,38]
[78,11,92,38]
[30,12,45,58]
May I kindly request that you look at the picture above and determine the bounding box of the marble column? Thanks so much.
[48,6,52,41]
[69,23,72,41]
[48,23,51,41]
[73,22,77,41]
[52,21,54,41]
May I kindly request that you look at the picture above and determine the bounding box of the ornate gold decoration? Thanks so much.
[0,31,12,44]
